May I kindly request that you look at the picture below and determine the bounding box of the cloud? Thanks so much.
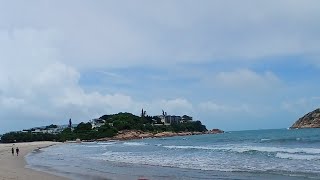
[209,69,282,92]
[0,96,25,109]
[0,59,142,132]
[198,101,251,114]
[282,97,320,113]
[0,1,319,69]
[0,54,196,132]
[0,27,195,131]
[157,98,193,115]
[0,1,319,132]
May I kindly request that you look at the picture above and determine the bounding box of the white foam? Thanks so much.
[276,153,320,160]
[163,145,320,155]
[122,142,148,146]
[97,150,277,172]
[97,142,117,145]
[98,151,220,171]
[82,142,97,144]
[91,148,320,174]
[164,145,215,150]
[102,151,117,156]
[238,146,320,154]
[86,145,104,148]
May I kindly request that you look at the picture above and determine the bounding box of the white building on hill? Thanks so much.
[89,118,106,129]
[157,112,193,125]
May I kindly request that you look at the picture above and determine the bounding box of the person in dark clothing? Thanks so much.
[11,147,14,156]
[16,147,19,156]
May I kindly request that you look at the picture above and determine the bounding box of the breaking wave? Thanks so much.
[163,145,320,155]
[122,142,148,146]
[276,153,320,160]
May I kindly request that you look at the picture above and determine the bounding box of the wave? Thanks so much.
[163,145,320,155]
[164,145,214,150]
[86,145,106,148]
[122,142,148,146]
[276,153,320,160]
[259,138,300,143]
[232,146,320,155]
[85,142,117,148]
[259,137,320,144]
[81,142,97,144]
[97,142,117,145]
[99,151,236,172]
[98,150,320,174]
[83,141,148,148]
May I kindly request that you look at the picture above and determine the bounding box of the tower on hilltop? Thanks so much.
[68,118,72,128]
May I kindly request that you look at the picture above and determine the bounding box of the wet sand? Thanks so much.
[0,141,69,180]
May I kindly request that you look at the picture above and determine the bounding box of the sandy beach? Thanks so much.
[0,141,68,180]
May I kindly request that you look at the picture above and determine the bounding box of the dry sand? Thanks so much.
[0,141,69,180]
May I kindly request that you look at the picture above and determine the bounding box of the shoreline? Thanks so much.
[96,129,224,141]
[20,130,314,180]
[0,130,224,179]
[0,141,69,180]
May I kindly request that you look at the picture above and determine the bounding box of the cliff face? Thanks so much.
[291,108,320,129]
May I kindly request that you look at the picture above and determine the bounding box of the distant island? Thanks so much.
[290,108,320,129]
[1,110,223,143]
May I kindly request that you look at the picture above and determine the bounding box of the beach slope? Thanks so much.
[0,141,68,180]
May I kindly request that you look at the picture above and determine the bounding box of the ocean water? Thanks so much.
[26,129,320,180]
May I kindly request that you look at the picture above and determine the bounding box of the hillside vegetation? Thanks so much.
[1,112,207,143]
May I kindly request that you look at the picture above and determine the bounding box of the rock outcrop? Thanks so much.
[290,108,320,129]
[97,129,224,141]
[206,129,224,134]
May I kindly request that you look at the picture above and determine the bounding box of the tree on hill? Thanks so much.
[45,124,58,129]
[182,115,193,121]
[0,132,57,143]
[74,122,92,132]
[100,112,146,130]
[97,124,118,138]
[163,121,207,132]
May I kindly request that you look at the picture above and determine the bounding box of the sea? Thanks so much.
[26,129,320,180]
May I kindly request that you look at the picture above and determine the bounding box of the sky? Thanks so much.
[0,0,320,133]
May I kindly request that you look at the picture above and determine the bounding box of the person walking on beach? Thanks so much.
[11,147,14,156]
[16,147,19,156]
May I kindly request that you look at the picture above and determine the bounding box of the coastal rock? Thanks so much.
[154,132,177,138]
[290,108,320,129]
[178,132,193,136]
[138,132,153,138]
[191,132,202,135]
[113,130,148,140]
[206,129,224,134]
[96,129,224,141]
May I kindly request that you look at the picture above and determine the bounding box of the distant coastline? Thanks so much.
[1,112,223,143]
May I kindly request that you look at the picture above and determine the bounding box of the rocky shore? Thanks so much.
[290,108,320,129]
[96,129,224,141]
